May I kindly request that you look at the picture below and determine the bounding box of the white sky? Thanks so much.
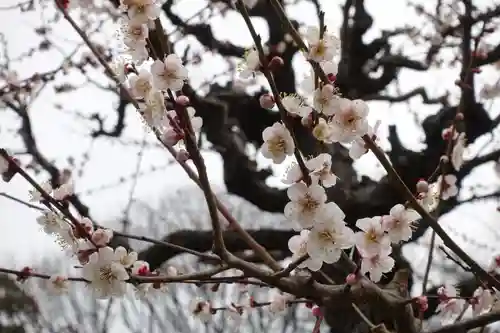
[1,0,500,293]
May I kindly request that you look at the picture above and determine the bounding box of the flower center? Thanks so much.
[299,194,320,212]
[269,137,286,154]
[318,231,334,242]
[315,41,326,56]
[365,230,378,243]
[99,265,116,282]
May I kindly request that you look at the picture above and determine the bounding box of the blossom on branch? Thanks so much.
[81,247,130,298]
[284,182,327,229]
[261,122,295,164]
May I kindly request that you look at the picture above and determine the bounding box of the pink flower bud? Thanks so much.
[311,306,322,317]
[346,273,358,285]
[327,73,336,82]
[259,94,275,109]
[416,296,428,311]
[416,179,429,193]
[163,129,182,146]
[176,95,190,106]
[176,149,190,162]
[269,56,284,72]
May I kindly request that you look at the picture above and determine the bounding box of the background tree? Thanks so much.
[2,0,500,332]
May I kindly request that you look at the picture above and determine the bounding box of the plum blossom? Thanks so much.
[382,204,420,243]
[261,122,295,164]
[36,211,67,235]
[114,246,138,268]
[306,203,355,269]
[417,184,439,212]
[151,55,188,91]
[436,174,458,200]
[29,181,53,202]
[354,216,390,255]
[304,26,340,62]
[349,121,381,160]
[53,181,74,200]
[239,48,260,78]
[313,84,340,116]
[287,230,323,271]
[109,56,129,83]
[451,132,466,171]
[190,298,212,323]
[128,68,154,98]
[141,90,165,127]
[120,0,161,24]
[281,95,312,118]
[91,228,113,246]
[359,246,395,282]
[123,21,148,48]
[312,118,334,143]
[81,247,129,298]
[330,99,369,143]
[307,153,337,187]
[471,287,493,316]
[284,182,327,229]
[47,275,69,295]
[436,284,466,323]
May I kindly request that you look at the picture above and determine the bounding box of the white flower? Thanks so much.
[261,122,295,164]
[123,21,149,48]
[122,0,161,24]
[189,298,212,323]
[109,56,129,83]
[128,68,154,98]
[53,182,74,200]
[284,182,327,229]
[0,156,8,174]
[227,305,243,326]
[312,118,334,143]
[47,275,69,295]
[240,48,260,79]
[36,211,67,235]
[436,174,458,200]
[141,90,165,127]
[81,247,129,298]
[283,162,303,185]
[128,43,149,63]
[330,99,369,143]
[349,121,381,160]
[451,132,466,171]
[306,204,355,269]
[186,106,203,133]
[307,153,337,188]
[151,55,188,91]
[359,246,395,282]
[29,181,53,202]
[304,26,340,62]
[281,95,312,118]
[417,184,440,212]
[436,284,466,323]
[91,228,113,247]
[382,204,420,243]
[321,60,339,80]
[114,246,138,268]
[287,230,323,271]
[480,82,500,99]
[354,216,390,255]
[313,84,340,116]
[472,287,493,316]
